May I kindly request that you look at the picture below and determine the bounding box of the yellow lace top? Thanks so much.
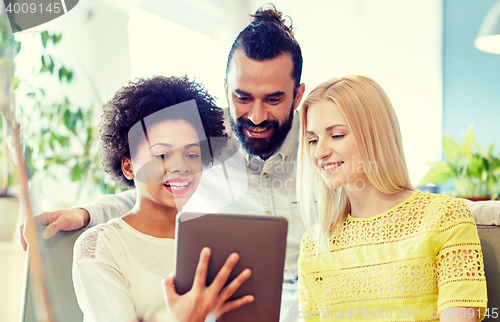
[298,191,487,321]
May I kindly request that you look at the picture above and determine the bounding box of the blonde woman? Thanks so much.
[297,75,487,321]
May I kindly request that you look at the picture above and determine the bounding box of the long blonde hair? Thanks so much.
[297,75,414,249]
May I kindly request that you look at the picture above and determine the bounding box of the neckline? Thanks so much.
[347,190,421,221]
[116,218,176,243]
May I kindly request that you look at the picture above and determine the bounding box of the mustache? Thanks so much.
[237,117,278,129]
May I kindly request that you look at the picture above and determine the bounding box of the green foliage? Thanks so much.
[41,31,50,48]
[40,31,62,48]
[58,66,73,82]
[11,76,19,90]
[40,55,55,73]
[419,125,500,200]
[2,26,123,199]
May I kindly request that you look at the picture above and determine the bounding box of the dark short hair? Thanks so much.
[226,4,303,90]
[98,75,226,188]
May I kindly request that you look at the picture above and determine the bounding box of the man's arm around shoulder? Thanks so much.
[19,189,136,250]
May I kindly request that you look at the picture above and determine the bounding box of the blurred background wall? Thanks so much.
[11,0,499,214]
[443,0,500,151]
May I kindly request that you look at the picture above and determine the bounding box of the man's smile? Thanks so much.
[244,124,274,138]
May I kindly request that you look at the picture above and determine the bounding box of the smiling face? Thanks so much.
[306,99,368,190]
[126,119,203,210]
[225,49,304,159]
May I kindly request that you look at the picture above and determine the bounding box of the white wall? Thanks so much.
[14,0,133,215]
[13,0,443,216]
[13,0,247,213]
[250,0,443,185]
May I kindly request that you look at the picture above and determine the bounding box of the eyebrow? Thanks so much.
[233,89,286,97]
[306,124,347,135]
[149,142,200,149]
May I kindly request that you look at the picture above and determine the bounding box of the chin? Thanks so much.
[323,177,345,190]
[172,194,194,208]
[156,194,186,210]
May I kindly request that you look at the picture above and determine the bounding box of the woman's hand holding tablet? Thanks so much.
[163,247,254,322]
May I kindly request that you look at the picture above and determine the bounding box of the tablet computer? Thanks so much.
[174,212,288,322]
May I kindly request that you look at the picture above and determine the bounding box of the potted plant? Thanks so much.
[419,125,500,200]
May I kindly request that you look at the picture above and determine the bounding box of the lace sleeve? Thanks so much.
[75,227,105,260]
[435,197,488,320]
[298,272,321,322]
[72,226,137,321]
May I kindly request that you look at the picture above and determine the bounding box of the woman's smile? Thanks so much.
[319,161,344,173]
[163,178,193,195]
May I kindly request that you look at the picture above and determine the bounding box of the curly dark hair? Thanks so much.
[98,75,226,188]
[226,4,302,92]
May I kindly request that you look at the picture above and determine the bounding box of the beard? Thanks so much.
[229,103,295,159]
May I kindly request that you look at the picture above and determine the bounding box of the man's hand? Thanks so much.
[163,247,254,322]
[19,208,90,251]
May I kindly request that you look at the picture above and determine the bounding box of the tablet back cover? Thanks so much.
[175,213,288,322]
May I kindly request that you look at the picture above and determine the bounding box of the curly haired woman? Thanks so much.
[72,76,253,322]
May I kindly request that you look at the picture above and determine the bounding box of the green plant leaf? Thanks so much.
[86,127,92,144]
[69,164,82,182]
[55,158,69,165]
[40,55,55,74]
[467,155,484,178]
[63,108,71,124]
[443,135,461,164]
[487,144,495,157]
[460,141,473,162]
[41,31,49,48]
[14,41,21,56]
[465,125,484,156]
[418,161,454,186]
[11,76,19,90]
[48,55,55,74]
[52,33,62,45]
[58,67,66,82]
[58,67,73,83]
[40,55,47,71]
[58,135,70,148]
[48,137,55,150]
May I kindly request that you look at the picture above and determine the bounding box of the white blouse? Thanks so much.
[72,218,175,322]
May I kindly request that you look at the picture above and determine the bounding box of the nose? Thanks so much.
[167,153,190,174]
[247,100,267,125]
[314,137,332,161]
